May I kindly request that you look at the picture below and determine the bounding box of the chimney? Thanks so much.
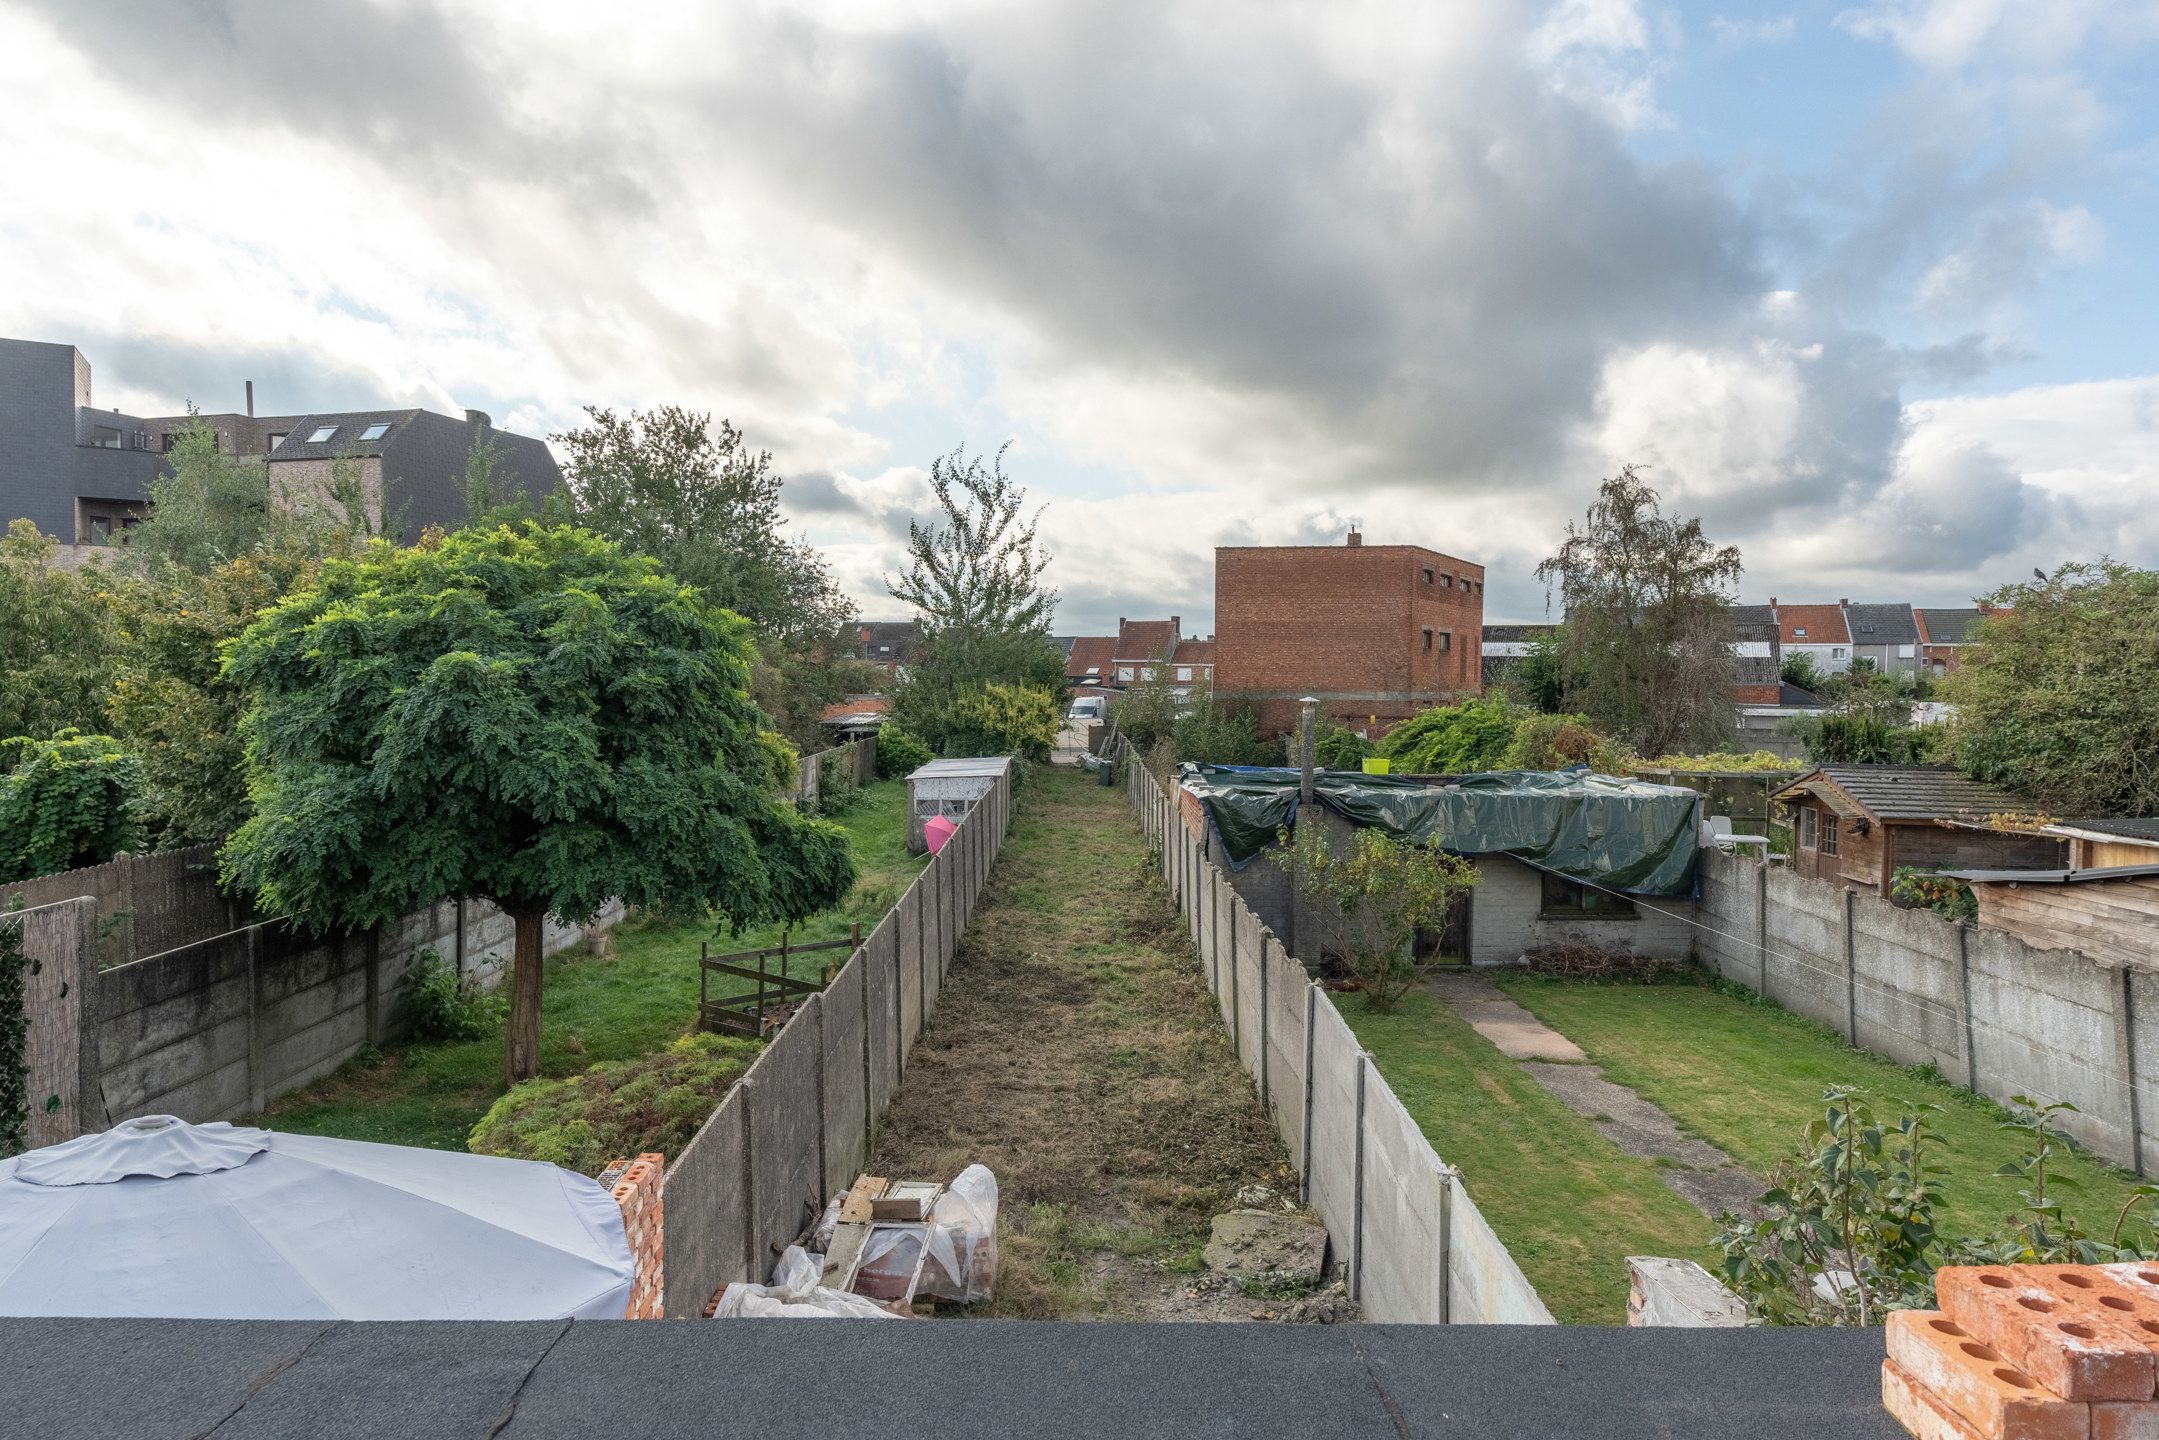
[1839,597,1849,607]
[465,409,492,430]
[1346,529,1362,547]
[245,381,254,418]
[1170,615,1180,634]
[1768,596,1777,607]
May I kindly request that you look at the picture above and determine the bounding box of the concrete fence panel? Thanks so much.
[1234,906,1265,1080]
[14,899,97,1146]
[821,949,869,1195]
[1305,995,1363,1287]
[1760,868,1849,1028]
[1448,1174,1557,1324]
[746,994,826,1269]
[922,861,946,1019]
[897,884,923,1066]
[1849,889,1967,1073]
[1358,1070,1450,1325]
[1263,939,1307,1169]
[662,1089,748,1318]
[864,914,901,1118]
[1966,926,2127,1157]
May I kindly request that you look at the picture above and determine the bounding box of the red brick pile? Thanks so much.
[1886,1264,2159,1439]
[606,1152,666,1321]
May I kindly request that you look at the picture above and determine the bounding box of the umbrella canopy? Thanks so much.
[0,1116,635,1320]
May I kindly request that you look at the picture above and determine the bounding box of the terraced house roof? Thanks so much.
[1914,607,1987,645]
[1843,603,1918,645]
[1772,604,1849,645]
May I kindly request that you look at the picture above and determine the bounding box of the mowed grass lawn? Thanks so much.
[254,778,928,1152]
[1341,991,1723,1325]
[1492,975,2158,1254]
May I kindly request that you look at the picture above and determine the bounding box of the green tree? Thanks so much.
[1779,649,1823,693]
[123,415,274,576]
[1377,696,1528,774]
[1512,629,1568,713]
[0,522,123,742]
[886,442,1055,633]
[1281,823,1479,1010]
[0,731,146,882]
[1314,725,1372,770]
[940,682,1062,761]
[1947,562,2159,815]
[1536,467,1744,754]
[1111,649,1183,751]
[890,627,1069,755]
[220,525,857,1083]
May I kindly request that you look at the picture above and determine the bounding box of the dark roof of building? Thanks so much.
[1773,764,2030,822]
[0,1316,1902,1439]
[1171,639,1215,666]
[1779,682,1823,707]
[1731,603,1776,626]
[1843,603,1919,645]
[268,409,423,461]
[2051,817,2159,844]
[1947,863,2159,885]
[1066,636,1116,680]
[1115,617,1180,661]
[1914,607,1987,645]
[1482,623,1557,643]
[856,621,918,660]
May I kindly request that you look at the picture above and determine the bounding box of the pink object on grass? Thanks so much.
[924,815,957,854]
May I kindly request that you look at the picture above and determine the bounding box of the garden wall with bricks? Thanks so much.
[1696,847,2159,1174]
[1124,745,1554,1326]
[660,765,1012,1318]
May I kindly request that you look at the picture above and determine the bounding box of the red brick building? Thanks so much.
[1213,531,1484,737]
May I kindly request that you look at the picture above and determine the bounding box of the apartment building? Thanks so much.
[0,336,559,560]
[1214,530,1484,737]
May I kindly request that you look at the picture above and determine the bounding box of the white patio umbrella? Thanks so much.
[0,1116,635,1320]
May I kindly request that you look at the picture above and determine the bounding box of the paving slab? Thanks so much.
[1429,971,1587,1061]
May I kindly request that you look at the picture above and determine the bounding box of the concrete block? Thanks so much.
[865,917,900,1114]
[821,949,868,1196]
[746,1000,825,1277]
[1358,1076,1448,1325]
[662,1089,747,1318]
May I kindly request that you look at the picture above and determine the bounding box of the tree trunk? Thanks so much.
[505,906,546,1086]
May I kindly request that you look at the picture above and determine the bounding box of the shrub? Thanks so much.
[1891,867,1978,924]
[875,726,933,779]
[1630,750,1796,773]
[1281,823,1479,1011]
[1314,725,1371,770]
[812,748,861,816]
[468,1032,762,1174]
[1499,712,1628,773]
[1377,697,1525,775]
[941,682,1061,760]
[1173,696,1275,767]
[756,729,800,793]
[0,730,147,883]
[404,948,503,1042]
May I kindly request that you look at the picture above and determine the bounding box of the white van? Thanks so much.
[1068,695,1106,723]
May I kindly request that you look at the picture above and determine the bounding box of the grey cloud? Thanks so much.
[782,470,858,516]
[72,329,407,418]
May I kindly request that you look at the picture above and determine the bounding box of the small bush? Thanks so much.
[1520,940,1694,984]
[404,948,502,1041]
[0,730,147,883]
[756,729,800,793]
[875,726,934,779]
[1892,867,1978,924]
[1314,725,1371,770]
[942,682,1062,761]
[468,1032,761,1174]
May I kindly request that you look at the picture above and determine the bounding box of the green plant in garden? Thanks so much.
[219,524,857,1084]
[941,682,1062,760]
[1378,696,1528,774]
[1173,695,1274,767]
[0,917,28,1158]
[1631,750,1796,774]
[468,1031,761,1174]
[0,521,125,744]
[0,730,146,883]
[404,949,503,1043]
[1314,725,1371,770]
[874,726,934,779]
[755,729,801,793]
[1498,711,1628,773]
[1891,867,1978,924]
[1280,822,1478,1011]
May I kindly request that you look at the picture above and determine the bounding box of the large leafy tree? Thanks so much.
[1949,562,2159,815]
[887,442,1055,633]
[1536,467,1743,755]
[221,525,857,1083]
[0,522,124,743]
[0,731,146,884]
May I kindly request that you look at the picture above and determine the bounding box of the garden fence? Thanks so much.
[1121,744,1553,1325]
[662,765,1012,1318]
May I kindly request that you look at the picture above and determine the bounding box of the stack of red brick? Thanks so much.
[1886,1264,2159,1439]
[605,1152,666,1321]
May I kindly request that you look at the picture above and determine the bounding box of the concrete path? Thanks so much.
[1427,972,1587,1061]
[1428,971,1762,1222]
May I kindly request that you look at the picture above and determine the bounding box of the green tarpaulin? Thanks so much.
[1177,764,1702,898]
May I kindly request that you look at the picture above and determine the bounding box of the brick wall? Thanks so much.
[606,1152,666,1320]
[1214,538,1484,736]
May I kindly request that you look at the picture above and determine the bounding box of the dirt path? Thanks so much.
[866,765,1316,1321]
[1429,972,1763,1222]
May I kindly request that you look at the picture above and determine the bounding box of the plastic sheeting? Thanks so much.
[1178,764,1703,897]
[0,1116,635,1320]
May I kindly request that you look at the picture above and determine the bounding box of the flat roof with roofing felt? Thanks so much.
[1772,765,2029,823]
[1945,863,2159,885]
[0,1317,1903,1439]
[907,757,1016,780]
[2049,817,2159,845]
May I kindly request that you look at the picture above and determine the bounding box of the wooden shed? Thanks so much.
[1946,863,2159,970]
[1769,765,2065,898]
[905,757,1014,853]
[2044,818,2159,871]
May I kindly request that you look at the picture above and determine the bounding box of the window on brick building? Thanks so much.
[1421,566,1434,584]
[1422,628,1434,653]
[1820,815,1840,856]
[307,424,339,444]
[1438,631,1452,651]
[1441,573,1454,588]
[1176,667,1192,682]
[1117,666,1133,682]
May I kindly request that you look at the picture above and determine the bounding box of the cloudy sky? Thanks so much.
[3,0,2154,632]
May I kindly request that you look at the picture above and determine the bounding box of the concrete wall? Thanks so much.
[1132,756,1553,1325]
[662,768,1013,1318]
[1696,848,2158,1169]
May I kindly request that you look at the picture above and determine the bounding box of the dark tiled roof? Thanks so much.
[856,621,918,661]
[1844,603,1918,644]
[1482,623,1557,643]
[1731,604,1775,626]
[1774,764,2029,822]
[1779,682,1823,707]
[2055,817,2159,843]
[268,409,421,461]
[1915,607,1987,645]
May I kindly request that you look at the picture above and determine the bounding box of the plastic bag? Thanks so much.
[919,1164,999,1304]
[708,1245,897,1320]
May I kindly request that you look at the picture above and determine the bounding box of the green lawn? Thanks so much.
[1341,990,1724,1325]
[1492,975,2158,1253]
[253,779,928,1152]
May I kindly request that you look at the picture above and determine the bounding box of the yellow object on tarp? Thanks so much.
[1361,758,1390,775]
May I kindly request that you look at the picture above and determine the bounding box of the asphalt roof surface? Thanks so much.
[1779,764,2028,822]
[0,1317,1900,1439]
[2059,817,2159,842]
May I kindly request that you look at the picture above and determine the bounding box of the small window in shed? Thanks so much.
[1820,815,1840,856]
[1797,807,1816,849]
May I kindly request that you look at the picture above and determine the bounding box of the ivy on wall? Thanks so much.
[0,916,28,1157]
